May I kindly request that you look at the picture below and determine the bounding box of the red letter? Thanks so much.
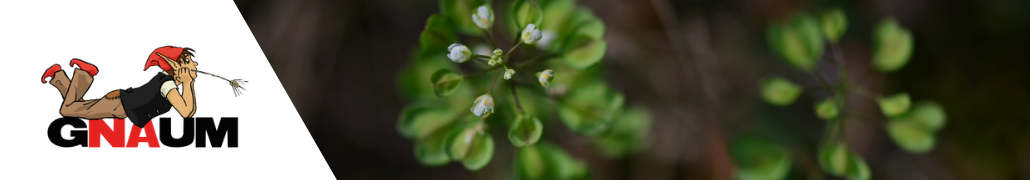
[127,121,159,148]
[88,119,125,147]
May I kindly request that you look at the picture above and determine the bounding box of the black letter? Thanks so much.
[48,117,87,147]
[196,117,237,147]
[160,117,195,147]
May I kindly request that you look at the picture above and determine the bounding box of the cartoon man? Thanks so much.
[40,46,199,128]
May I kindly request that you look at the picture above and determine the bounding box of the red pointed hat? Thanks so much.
[144,46,186,71]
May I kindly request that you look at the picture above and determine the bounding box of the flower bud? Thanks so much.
[488,49,503,67]
[504,68,515,80]
[472,5,494,30]
[471,94,495,118]
[537,69,553,88]
[447,43,472,63]
[492,48,503,56]
[521,24,542,44]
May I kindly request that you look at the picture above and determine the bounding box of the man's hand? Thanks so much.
[176,67,195,84]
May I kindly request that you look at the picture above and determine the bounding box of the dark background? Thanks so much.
[235,0,1030,179]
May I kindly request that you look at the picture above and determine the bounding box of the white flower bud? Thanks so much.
[504,68,515,80]
[488,49,503,67]
[447,43,472,63]
[488,58,503,66]
[493,48,503,56]
[471,5,494,30]
[471,94,495,118]
[521,24,542,45]
[537,69,554,88]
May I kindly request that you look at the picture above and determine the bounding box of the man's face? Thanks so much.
[173,53,199,85]
[181,54,199,70]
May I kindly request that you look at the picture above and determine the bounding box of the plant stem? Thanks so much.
[463,66,500,78]
[505,41,523,59]
[515,54,549,68]
[457,55,548,81]
[810,69,835,93]
[830,43,850,144]
[472,57,491,66]
[484,30,499,49]
[488,68,502,94]
[509,80,524,113]
[851,86,879,102]
[851,112,887,127]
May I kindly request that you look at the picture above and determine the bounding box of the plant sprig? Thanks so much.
[743,8,947,180]
[399,0,651,178]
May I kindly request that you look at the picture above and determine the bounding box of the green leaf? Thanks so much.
[850,156,872,180]
[560,13,606,69]
[511,0,543,30]
[461,132,494,171]
[886,101,946,153]
[420,14,457,55]
[505,86,556,120]
[729,136,792,180]
[413,125,455,166]
[767,13,824,71]
[877,93,911,118]
[515,142,590,180]
[887,118,936,154]
[760,76,803,106]
[817,143,871,180]
[515,143,547,180]
[539,0,575,33]
[399,53,472,102]
[557,80,624,136]
[440,0,488,35]
[569,10,605,40]
[509,113,544,147]
[397,102,458,139]
[430,69,464,97]
[536,0,576,53]
[815,98,839,120]
[820,8,847,43]
[591,106,652,158]
[445,122,495,171]
[872,18,914,72]
[818,143,848,176]
[561,39,606,69]
[907,101,947,131]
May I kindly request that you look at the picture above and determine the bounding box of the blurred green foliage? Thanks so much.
[744,7,947,180]
[872,19,914,72]
[760,76,802,106]
[729,136,792,180]
[767,13,824,71]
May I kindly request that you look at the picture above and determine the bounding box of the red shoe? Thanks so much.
[41,64,62,83]
[69,58,99,77]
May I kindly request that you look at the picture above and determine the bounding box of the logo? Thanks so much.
[48,117,238,147]
[40,46,246,148]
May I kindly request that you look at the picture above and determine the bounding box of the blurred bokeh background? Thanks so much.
[235,0,1030,179]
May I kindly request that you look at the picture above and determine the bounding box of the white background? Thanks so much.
[0,1,334,179]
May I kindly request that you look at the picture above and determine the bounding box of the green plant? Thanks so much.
[397,0,651,178]
[732,8,948,180]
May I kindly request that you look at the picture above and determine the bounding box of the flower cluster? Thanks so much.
[400,0,648,177]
